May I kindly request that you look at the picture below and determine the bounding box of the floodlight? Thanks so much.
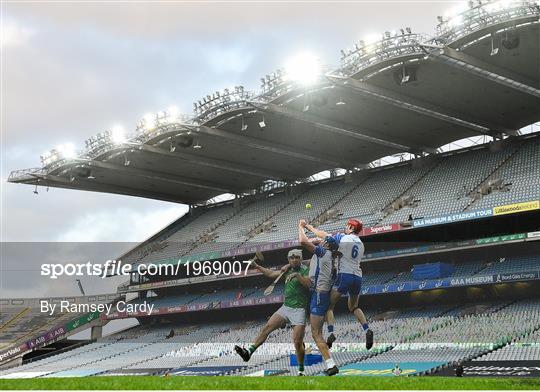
[490,34,499,56]
[143,113,155,129]
[259,116,266,129]
[57,143,77,159]
[284,52,321,85]
[400,63,410,85]
[241,117,248,131]
[448,14,464,28]
[111,126,127,144]
[450,2,468,15]
[364,34,379,44]
[167,106,179,119]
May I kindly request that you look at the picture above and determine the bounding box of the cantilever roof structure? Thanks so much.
[8,0,540,205]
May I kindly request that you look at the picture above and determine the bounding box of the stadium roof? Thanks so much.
[8,0,540,205]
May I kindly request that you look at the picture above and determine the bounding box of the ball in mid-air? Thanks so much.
[305,203,312,209]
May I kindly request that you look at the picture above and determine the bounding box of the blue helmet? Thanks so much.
[324,235,339,252]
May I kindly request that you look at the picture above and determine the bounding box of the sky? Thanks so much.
[1,0,471,297]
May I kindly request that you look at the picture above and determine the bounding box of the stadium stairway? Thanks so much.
[181,202,252,255]
[9,313,71,348]
[462,141,524,211]
[308,173,371,228]
[0,308,30,334]
[376,158,442,225]
[239,190,306,247]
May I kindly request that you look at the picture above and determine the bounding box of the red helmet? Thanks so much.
[347,218,363,233]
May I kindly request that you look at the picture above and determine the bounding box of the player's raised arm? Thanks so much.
[298,220,316,254]
[305,222,330,239]
[251,261,281,279]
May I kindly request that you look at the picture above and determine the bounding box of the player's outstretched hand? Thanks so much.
[299,219,307,228]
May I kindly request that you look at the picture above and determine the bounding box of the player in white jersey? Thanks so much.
[304,218,373,350]
[285,219,339,376]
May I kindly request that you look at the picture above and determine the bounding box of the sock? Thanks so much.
[327,325,334,334]
[248,344,258,354]
[362,323,369,332]
[325,358,336,369]
[299,364,305,372]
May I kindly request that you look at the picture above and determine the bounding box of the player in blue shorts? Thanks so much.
[304,218,373,350]
[285,219,339,376]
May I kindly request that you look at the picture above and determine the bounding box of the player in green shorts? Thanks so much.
[234,249,310,375]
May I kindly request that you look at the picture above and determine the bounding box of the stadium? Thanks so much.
[1,0,540,388]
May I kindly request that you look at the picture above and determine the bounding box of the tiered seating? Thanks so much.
[380,147,514,224]
[472,138,540,209]
[3,299,540,378]
[475,329,540,361]
[248,180,358,243]
[132,203,237,264]
[123,256,538,312]
[192,193,289,253]
[118,136,539,265]
[474,255,540,276]
[362,344,480,364]
[362,271,397,286]
[319,164,433,232]
[453,262,486,277]
[0,308,80,350]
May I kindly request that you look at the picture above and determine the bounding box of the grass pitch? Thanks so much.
[1,376,539,390]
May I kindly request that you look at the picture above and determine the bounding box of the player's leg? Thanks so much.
[292,324,306,375]
[310,314,329,359]
[347,275,373,350]
[234,311,286,362]
[310,292,338,376]
[325,289,341,348]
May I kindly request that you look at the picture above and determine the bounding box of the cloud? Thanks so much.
[202,44,254,75]
[57,205,188,242]
[1,242,131,298]
[0,17,34,48]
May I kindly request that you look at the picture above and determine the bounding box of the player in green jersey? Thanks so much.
[234,249,310,375]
